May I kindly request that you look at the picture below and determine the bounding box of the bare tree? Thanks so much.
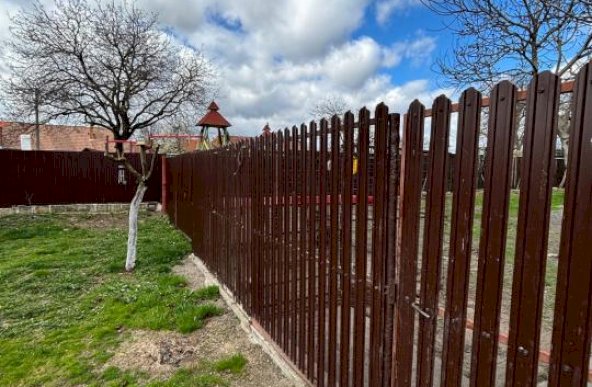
[4,0,214,271]
[425,0,592,185]
[311,95,349,120]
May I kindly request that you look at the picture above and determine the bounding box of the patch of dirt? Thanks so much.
[106,256,296,386]
[65,213,130,230]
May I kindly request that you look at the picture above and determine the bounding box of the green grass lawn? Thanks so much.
[0,213,244,386]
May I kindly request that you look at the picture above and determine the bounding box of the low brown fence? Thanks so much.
[0,149,161,207]
[166,63,592,386]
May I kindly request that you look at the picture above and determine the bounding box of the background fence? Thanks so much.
[0,149,161,207]
[166,63,592,386]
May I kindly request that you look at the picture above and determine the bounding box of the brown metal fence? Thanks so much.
[166,63,592,386]
[0,149,161,207]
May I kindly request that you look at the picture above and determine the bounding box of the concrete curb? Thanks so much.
[0,202,160,215]
[189,254,309,387]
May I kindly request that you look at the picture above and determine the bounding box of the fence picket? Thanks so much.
[383,112,400,387]
[328,115,340,386]
[549,60,592,387]
[299,124,308,370]
[353,107,370,386]
[339,111,355,387]
[307,121,319,381]
[317,119,328,386]
[370,103,390,386]
[394,100,425,387]
[417,95,451,387]
[506,71,560,386]
[470,80,517,387]
[441,88,482,387]
[290,127,299,360]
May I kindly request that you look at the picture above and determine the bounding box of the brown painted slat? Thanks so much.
[272,134,279,341]
[549,60,592,387]
[506,71,560,386]
[307,121,318,381]
[440,88,482,387]
[328,115,341,386]
[291,127,299,360]
[393,100,425,387]
[417,95,451,387]
[282,130,291,352]
[253,137,262,321]
[277,131,285,349]
[264,134,271,332]
[353,107,370,387]
[299,124,308,371]
[339,111,355,387]
[317,119,328,386]
[369,103,390,387]
[470,80,517,387]
[383,113,400,387]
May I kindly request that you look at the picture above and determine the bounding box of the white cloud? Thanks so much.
[376,0,421,25]
[0,0,445,137]
[383,35,437,67]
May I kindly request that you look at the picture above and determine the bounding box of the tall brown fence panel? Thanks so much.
[167,67,592,386]
[167,105,399,386]
[1,149,161,207]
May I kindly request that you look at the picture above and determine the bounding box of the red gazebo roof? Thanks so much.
[197,101,231,128]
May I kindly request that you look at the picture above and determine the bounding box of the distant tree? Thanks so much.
[311,95,349,120]
[311,95,354,152]
[424,0,592,185]
[4,0,214,271]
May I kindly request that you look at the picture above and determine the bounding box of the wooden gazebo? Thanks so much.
[197,101,232,150]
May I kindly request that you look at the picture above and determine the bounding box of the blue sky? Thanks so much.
[353,3,451,86]
[0,0,457,136]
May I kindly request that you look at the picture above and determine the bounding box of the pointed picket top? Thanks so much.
[408,99,425,118]
[319,118,329,135]
[461,87,482,108]
[432,95,452,117]
[358,106,370,118]
[344,110,355,122]
[530,70,559,95]
[492,79,517,98]
[330,114,341,131]
[375,102,389,115]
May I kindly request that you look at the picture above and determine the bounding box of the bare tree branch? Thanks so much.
[423,0,592,90]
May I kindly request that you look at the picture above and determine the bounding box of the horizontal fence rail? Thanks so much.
[167,63,592,386]
[0,149,161,207]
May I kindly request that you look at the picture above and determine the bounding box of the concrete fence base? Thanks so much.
[0,202,160,216]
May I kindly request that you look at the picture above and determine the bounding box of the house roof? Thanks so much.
[197,101,232,128]
[0,122,113,152]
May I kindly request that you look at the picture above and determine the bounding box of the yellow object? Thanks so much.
[353,157,358,175]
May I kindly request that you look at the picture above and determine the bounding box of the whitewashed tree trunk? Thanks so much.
[557,109,570,188]
[125,182,148,272]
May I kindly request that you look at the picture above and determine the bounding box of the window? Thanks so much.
[20,134,32,150]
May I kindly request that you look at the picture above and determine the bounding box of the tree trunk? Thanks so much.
[558,136,569,188]
[557,110,570,188]
[125,181,148,272]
